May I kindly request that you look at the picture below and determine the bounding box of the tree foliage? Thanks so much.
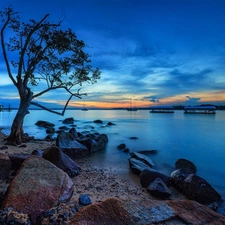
[0,5,101,144]
[0,5,100,115]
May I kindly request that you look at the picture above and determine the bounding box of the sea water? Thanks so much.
[1,109,225,212]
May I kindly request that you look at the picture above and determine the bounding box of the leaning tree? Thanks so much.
[0,6,100,145]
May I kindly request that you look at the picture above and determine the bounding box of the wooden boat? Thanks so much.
[184,106,216,114]
[149,106,174,113]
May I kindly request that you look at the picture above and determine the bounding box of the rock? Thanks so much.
[182,174,221,205]
[123,148,129,153]
[93,119,103,124]
[46,127,55,134]
[31,149,43,157]
[76,136,97,154]
[130,151,155,167]
[0,207,31,225]
[59,125,70,130]
[2,155,74,224]
[94,134,108,151]
[130,136,138,139]
[44,135,55,141]
[140,168,170,188]
[69,198,225,225]
[138,149,157,154]
[63,117,75,124]
[171,168,193,188]
[107,121,115,126]
[69,198,130,225]
[69,127,78,139]
[56,130,65,134]
[56,132,89,159]
[43,146,81,177]
[0,153,11,180]
[128,157,152,175]
[170,168,193,191]
[35,120,55,128]
[117,143,126,150]
[175,158,197,173]
[147,178,171,199]
[8,153,30,170]
[79,194,92,206]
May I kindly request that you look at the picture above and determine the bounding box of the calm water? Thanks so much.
[1,109,225,211]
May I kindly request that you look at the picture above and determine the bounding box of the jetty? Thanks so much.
[184,106,216,114]
[149,106,174,113]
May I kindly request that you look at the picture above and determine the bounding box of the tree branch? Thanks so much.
[32,85,85,99]
[30,101,64,115]
[0,10,17,86]
[20,14,61,83]
[30,92,78,116]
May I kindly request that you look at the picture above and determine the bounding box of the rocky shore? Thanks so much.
[0,119,225,224]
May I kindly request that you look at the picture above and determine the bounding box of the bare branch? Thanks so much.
[30,101,63,115]
[0,9,17,86]
[30,92,78,116]
[32,86,85,99]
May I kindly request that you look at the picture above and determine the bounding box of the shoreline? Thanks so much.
[0,130,186,206]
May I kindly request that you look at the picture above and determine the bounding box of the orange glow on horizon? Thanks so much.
[39,90,225,109]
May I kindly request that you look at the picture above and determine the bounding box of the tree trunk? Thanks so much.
[6,91,33,145]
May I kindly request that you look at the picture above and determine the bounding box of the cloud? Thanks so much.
[143,96,160,103]
[185,96,201,105]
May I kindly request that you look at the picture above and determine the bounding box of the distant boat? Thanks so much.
[184,106,216,114]
[149,106,174,113]
[127,98,137,111]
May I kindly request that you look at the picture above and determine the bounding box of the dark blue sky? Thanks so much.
[1,0,225,108]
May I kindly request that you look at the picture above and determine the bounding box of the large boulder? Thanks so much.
[69,198,130,225]
[69,198,225,225]
[170,168,193,191]
[182,174,221,205]
[0,153,11,180]
[140,168,170,188]
[43,146,81,177]
[94,134,108,152]
[76,136,97,154]
[175,158,197,174]
[171,169,221,206]
[2,155,74,224]
[56,132,89,159]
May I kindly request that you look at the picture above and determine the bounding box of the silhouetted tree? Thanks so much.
[0,6,100,145]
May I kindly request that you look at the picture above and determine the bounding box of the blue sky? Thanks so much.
[0,0,225,108]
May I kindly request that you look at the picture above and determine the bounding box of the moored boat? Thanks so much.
[149,106,174,113]
[184,106,216,114]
